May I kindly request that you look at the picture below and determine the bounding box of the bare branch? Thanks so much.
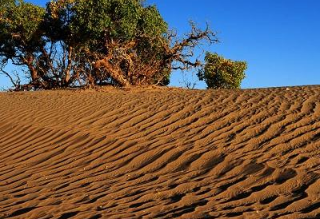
[0,64,20,88]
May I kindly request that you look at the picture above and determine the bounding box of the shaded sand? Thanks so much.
[0,86,319,219]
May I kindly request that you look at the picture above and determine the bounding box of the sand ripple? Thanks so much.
[0,86,319,218]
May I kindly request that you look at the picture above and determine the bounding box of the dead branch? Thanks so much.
[0,68,20,88]
[89,21,218,87]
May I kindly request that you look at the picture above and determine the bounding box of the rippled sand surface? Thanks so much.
[0,86,319,219]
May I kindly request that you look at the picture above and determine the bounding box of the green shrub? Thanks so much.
[198,52,247,89]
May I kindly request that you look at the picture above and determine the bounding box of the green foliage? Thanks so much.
[140,5,168,37]
[69,0,167,45]
[68,0,170,86]
[1,0,220,90]
[43,0,73,43]
[198,52,247,89]
[0,0,45,58]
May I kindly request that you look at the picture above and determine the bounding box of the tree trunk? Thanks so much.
[30,67,38,82]
[94,57,131,87]
[23,55,39,85]
[64,46,73,86]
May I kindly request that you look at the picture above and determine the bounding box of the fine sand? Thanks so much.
[0,86,319,219]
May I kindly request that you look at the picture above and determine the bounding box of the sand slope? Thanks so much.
[0,86,319,219]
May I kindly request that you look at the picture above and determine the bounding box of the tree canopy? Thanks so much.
[0,0,246,91]
[0,0,46,87]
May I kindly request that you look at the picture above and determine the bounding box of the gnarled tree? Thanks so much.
[0,0,45,89]
[0,0,83,90]
[1,0,219,89]
[69,0,218,87]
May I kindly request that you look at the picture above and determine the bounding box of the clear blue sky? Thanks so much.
[1,0,319,89]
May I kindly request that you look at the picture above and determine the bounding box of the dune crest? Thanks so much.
[0,86,319,219]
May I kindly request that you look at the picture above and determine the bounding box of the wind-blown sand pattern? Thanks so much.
[0,86,319,219]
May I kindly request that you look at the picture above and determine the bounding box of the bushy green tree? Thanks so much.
[0,0,45,87]
[0,0,81,89]
[198,52,247,89]
[67,0,171,86]
[1,0,218,90]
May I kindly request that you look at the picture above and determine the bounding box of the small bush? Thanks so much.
[198,52,247,89]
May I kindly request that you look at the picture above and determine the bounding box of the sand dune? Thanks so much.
[0,86,319,219]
